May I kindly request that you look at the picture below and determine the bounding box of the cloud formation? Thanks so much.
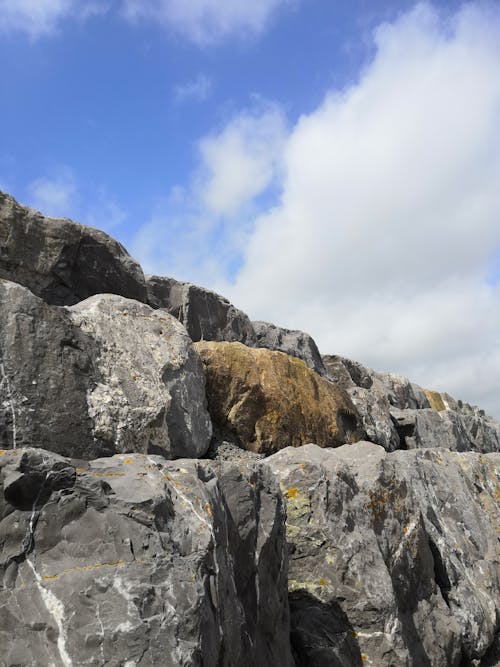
[0,0,104,38]
[173,74,213,104]
[185,3,500,415]
[122,0,293,45]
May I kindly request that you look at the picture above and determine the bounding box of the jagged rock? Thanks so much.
[0,281,211,459]
[0,448,292,666]
[146,275,257,345]
[195,341,364,455]
[252,321,326,376]
[0,192,147,306]
[323,354,374,390]
[322,354,500,453]
[266,442,500,667]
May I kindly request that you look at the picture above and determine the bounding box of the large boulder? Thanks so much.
[0,448,292,666]
[195,341,364,455]
[146,275,257,345]
[266,442,500,666]
[0,281,211,459]
[252,321,327,376]
[0,192,147,306]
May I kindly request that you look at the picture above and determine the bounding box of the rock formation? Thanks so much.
[0,191,499,666]
[195,341,364,454]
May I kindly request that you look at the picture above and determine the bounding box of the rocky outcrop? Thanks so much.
[267,442,500,666]
[0,281,211,459]
[0,192,147,306]
[0,447,292,666]
[195,341,364,455]
[252,321,326,376]
[146,275,257,345]
[323,354,500,453]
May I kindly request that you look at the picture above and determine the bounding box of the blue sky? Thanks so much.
[1,0,500,417]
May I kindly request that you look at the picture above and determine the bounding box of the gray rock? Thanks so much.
[252,321,327,376]
[0,281,211,459]
[0,447,292,667]
[0,191,147,306]
[322,354,500,453]
[146,275,257,345]
[266,442,500,667]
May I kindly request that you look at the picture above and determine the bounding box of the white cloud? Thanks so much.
[27,171,126,234]
[0,0,105,38]
[198,104,287,217]
[132,103,287,284]
[174,74,212,104]
[217,3,500,417]
[28,172,77,217]
[121,0,294,45]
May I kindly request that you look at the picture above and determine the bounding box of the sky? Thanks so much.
[1,0,499,418]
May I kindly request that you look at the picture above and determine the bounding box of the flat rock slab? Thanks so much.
[0,448,292,667]
[195,341,365,455]
[267,442,500,667]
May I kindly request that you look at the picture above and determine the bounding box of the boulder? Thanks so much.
[146,275,256,345]
[252,321,326,376]
[0,281,211,459]
[266,442,500,666]
[194,341,364,455]
[0,192,147,306]
[0,448,292,666]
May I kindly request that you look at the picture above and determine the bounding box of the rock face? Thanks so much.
[252,321,326,376]
[0,281,211,459]
[146,275,257,345]
[323,354,500,453]
[267,442,500,667]
[0,192,147,306]
[0,448,292,667]
[1,190,500,667]
[195,341,364,455]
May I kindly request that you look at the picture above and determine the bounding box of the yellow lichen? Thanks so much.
[424,389,446,412]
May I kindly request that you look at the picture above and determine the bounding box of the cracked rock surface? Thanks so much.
[266,442,500,667]
[0,448,292,667]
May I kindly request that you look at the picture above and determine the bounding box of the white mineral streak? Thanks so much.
[0,361,17,447]
[26,559,72,666]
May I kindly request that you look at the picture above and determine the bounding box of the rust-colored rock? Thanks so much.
[424,388,447,412]
[195,341,364,454]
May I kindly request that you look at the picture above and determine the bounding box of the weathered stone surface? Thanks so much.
[252,321,326,376]
[267,442,500,667]
[0,448,292,667]
[146,275,257,345]
[0,282,211,459]
[322,354,500,453]
[195,341,365,455]
[0,192,147,306]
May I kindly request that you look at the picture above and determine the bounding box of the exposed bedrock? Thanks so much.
[0,192,147,306]
[0,448,292,667]
[266,442,500,667]
[195,341,365,455]
[0,281,211,459]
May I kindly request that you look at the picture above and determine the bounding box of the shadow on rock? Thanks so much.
[290,590,363,667]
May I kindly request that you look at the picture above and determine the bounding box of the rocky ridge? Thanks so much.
[0,192,499,666]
